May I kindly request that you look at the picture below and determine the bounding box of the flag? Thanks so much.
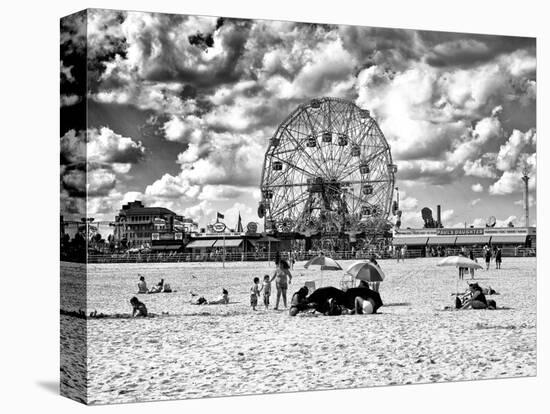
[237,212,243,232]
[217,212,225,220]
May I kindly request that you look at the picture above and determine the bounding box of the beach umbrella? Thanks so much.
[345,261,386,283]
[436,256,483,269]
[304,255,342,270]
[437,256,483,294]
[304,255,342,286]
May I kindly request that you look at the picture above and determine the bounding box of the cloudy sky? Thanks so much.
[60,9,536,230]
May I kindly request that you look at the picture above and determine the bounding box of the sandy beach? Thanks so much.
[61,257,536,404]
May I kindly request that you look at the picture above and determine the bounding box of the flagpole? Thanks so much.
[223,232,225,269]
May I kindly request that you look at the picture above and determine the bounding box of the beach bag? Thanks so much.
[455,296,462,309]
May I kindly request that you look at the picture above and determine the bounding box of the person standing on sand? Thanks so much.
[495,247,502,269]
[250,277,261,311]
[270,259,292,310]
[260,274,271,310]
[484,247,492,270]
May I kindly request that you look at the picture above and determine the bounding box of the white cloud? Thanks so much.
[441,209,455,223]
[144,174,200,199]
[463,158,497,178]
[87,168,116,196]
[87,127,145,165]
[496,128,536,172]
[470,198,481,206]
[60,94,81,107]
[471,183,484,193]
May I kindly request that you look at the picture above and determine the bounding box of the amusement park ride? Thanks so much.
[258,97,401,251]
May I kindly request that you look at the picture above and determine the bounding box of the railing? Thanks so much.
[86,247,536,264]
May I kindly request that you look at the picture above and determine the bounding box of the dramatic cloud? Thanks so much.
[495,129,536,172]
[72,10,536,226]
[87,127,145,165]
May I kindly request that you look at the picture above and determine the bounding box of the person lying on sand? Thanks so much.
[130,296,148,317]
[354,297,376,315]
[306,286,347,314]
[289,286,309,316]
[148,278,163,293]
[208,289,229,305]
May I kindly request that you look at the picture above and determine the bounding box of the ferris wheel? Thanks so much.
[258,97,397,236]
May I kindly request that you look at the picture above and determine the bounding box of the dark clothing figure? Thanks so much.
[306,287,346,313]
[289,286,309,316]
[461,283,488,310]
[325,298,343,316]
[495,249,502,269]
[130,296,148,317]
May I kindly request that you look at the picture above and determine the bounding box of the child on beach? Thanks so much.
[251,277,261,311]
[261,275,271,310]
[130,296,148,317]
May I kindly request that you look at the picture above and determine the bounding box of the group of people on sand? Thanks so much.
[247,256,384,316]
[138,275,172,294]
[287,280,383,317]
[455,282,498,310]
[127,251,502,318]
[250,258,293,311]
[483,245,503,270]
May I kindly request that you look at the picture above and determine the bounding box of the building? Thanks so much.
[393,226,536,252]
[184,232,280,260]
[115,201,197,248]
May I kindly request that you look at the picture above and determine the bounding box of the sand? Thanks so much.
[61,257,536,404]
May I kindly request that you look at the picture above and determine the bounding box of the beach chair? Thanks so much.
[305,281,316,293]
[339,273,355,291]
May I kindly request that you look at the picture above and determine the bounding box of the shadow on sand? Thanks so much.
[36,380,58,395]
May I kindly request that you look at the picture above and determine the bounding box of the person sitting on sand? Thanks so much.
[289,286,309,316]
[162,282,172,293]
[130,296,148,317]
[137,275,148,293]
[461,283,488,309]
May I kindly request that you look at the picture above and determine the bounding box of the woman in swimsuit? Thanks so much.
[270,259,292,310]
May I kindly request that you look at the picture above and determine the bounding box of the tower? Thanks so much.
[521,165,530,227]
